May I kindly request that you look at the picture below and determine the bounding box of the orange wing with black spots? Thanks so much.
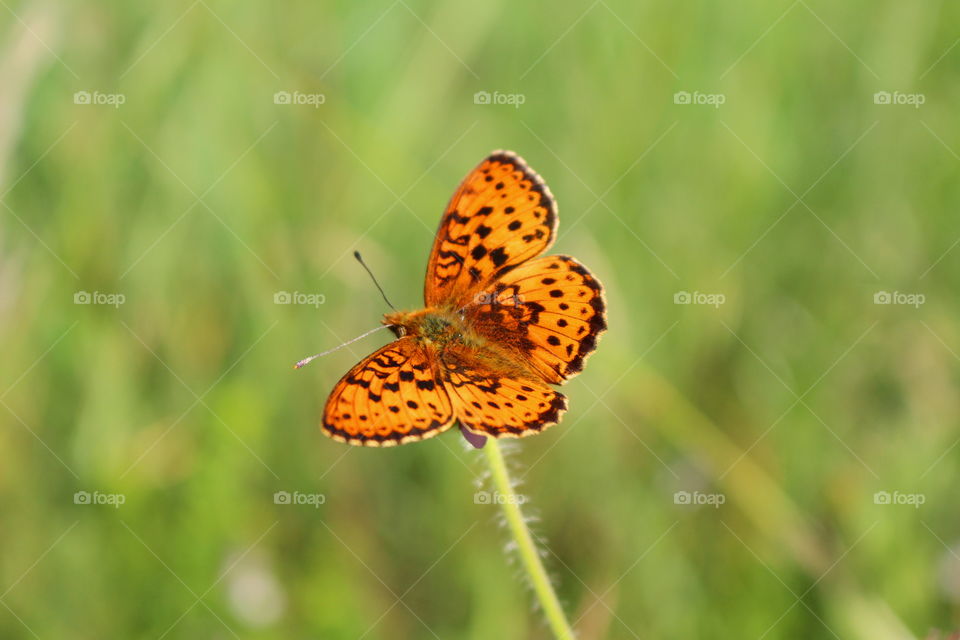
[322,337,455,447]
[464,255,607,384]
[440,344,567,438]
[425,151,557,308]
[316,150,606,447]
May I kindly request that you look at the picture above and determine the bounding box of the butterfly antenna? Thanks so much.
[354,250,397,311]
[293,325,392,369]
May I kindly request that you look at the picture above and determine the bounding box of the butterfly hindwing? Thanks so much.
[425,151,557,308]
[323,337,455,446]
[440,344,568,438]
[464,255,607,384]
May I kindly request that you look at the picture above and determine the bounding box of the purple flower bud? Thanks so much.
[459,424,487,449]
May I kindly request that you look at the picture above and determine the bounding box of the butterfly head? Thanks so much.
[382,310,408,338]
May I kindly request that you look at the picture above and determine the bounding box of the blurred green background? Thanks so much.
[1,1,959,638]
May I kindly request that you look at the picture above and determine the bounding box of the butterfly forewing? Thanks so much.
[425,151,558,308]
[322,337,455,446]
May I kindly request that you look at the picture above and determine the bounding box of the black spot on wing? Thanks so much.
[489,247,509,267]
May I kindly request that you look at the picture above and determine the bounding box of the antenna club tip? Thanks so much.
[353,250,362,259]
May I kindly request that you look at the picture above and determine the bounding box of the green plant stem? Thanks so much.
[482,438,575,640]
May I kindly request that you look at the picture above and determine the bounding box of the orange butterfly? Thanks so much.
[322,151,607,447]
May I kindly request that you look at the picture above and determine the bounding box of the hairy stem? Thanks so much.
[482,438,575,640]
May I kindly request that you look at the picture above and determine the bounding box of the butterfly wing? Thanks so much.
[463,254,607,384]
[440,344,567,438]
[322,337,455,446]
[424,151,557,308]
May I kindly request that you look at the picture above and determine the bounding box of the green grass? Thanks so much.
[1,0,959,638]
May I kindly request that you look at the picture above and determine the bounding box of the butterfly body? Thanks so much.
[385,307,538,381]
[321,151,607,447]
[385,307,468,345]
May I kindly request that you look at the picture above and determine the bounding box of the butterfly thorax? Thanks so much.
[384,307,544,385]
[384,307,480,349]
